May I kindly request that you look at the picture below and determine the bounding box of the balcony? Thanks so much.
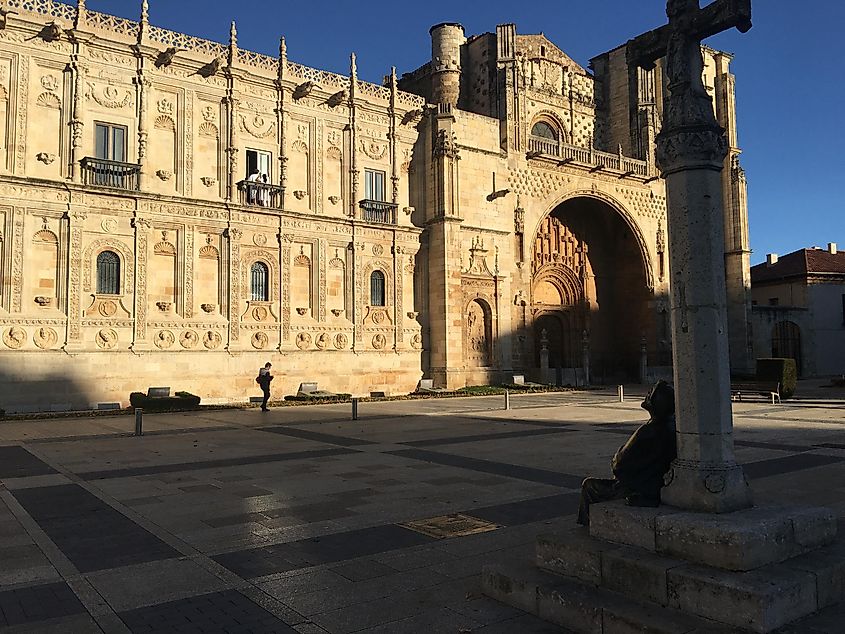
[80,157,141,190]
[236,180,284,209]
[358,199,398,225]
[527,136,653,178]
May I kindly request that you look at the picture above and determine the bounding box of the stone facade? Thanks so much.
[0,3,751,411]
[750,244,845,377]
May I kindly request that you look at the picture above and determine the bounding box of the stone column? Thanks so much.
[655,32,752,514]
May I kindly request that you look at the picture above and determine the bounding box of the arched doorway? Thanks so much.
[465,298,492,367]
[529,195,651,382]
[771,320,802,376]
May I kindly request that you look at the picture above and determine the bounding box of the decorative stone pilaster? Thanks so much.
[225,227,242,348]
[131,216,151,350]
[281,233,293,344]
[64,210,86,348]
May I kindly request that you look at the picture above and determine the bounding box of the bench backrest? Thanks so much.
[298,382,319,394]
[147,387,171,398]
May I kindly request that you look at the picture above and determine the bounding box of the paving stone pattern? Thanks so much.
[118,589,296,633]
[11,484,178,573]
[0,581,85,626]
[0,390,844,632]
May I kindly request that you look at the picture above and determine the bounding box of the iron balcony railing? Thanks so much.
[80,157,141,190]
[358,199,398,225]
[236,180,284,209]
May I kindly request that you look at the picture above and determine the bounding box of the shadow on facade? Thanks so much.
[0,361,96,415]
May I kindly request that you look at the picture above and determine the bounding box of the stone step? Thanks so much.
[482,561,734,634]
[537,528,685,606]
[589,501,837,571]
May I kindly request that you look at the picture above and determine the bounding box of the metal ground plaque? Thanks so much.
[399,513,500,539]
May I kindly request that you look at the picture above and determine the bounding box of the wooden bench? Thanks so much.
[730,381,781,404]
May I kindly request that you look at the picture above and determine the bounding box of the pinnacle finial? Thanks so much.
[391,66,397,86]
[141,0,149,23]
[279,36,287,60]
[350,52,357,79]
[229,20,237,48]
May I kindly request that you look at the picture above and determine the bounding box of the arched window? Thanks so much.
[370,270,386,306]
[96,250,121,294]
[250,261,269,301]
[531,121,558,141]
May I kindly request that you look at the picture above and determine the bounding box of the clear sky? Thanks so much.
[85,1,844,263]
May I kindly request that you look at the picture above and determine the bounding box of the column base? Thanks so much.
[661,459,753,513]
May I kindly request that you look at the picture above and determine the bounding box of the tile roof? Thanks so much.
[751,248,845,283]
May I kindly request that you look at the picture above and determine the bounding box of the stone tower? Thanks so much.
[429,23,465,107]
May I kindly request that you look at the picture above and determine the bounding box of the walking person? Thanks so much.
[256,362,273,411]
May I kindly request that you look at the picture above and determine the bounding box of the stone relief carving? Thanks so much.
[240,113,275,139]
[315,333,330,350]
[86,82,132,109]
[295,332,311,350]
[180,330,199,349]
[252,306,268,321]
[96,328,118,350]
[203,330,222,349]
[410,333,422,349]
[33,327,58,350]
[3,327,26,349]
[154,329,175,349]
[334,333,348,349]
[251,331,269,349]
[36,152,56,165]
[372,334,387,350]
[200,176,217,187]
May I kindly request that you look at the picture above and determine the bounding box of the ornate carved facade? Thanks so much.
[0,3,751,410]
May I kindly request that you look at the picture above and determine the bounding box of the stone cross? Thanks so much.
[626,1,753,513]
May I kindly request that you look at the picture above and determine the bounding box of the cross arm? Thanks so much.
[626,25,670,71]
[626,0,752,71]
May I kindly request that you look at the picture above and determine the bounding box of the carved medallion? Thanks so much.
[99,300,117,317]
[372,244,384,256]
[203,330,222,349]
[315,333,330,350]
[180,330,199,349]
[100,218,118,233]
[372,334,387,350]
[40,74,59,91]
[295,332,312,350]
[253,233,268,247]
[251,332,269,349]
[33,327,58,350]
[252,306,268,322]
[372,310,386,325]
[334,333,348,350]
[3,327,26,349]
[411,333,422,349]
[154,330,175,349]
[96,328,118,350]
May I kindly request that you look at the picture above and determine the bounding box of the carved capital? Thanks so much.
[132,217,151,229]
[655,124,727,176]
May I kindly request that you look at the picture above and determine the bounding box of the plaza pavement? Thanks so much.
[0,386,843,633]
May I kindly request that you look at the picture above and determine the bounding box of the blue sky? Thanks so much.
[85,1,843,263]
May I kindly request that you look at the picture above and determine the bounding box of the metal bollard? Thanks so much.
[504,389,510,410]
[617,385,624,402]
[351,398,358,421]
[134,408,143,436]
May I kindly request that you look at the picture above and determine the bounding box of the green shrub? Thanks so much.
[283,393,351,402]
[756,358,797,399]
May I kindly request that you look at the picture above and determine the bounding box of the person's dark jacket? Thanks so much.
[611,382,677,497]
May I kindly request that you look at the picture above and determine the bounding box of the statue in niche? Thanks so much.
[466,301,489,365]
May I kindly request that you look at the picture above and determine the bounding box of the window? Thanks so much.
[250,262,269,301]
[364,169,385,202]
[245,149,272,180]
[530,121,558,141]
[96,250,121,294]
[370,270,386,306]
[95,123,127,162]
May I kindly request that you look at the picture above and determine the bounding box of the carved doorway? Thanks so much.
[529,196,651,382]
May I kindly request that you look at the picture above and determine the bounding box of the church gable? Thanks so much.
[515,34,589,75]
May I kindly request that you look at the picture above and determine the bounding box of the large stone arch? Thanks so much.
[525,190,654,382]
[536,189,655,293]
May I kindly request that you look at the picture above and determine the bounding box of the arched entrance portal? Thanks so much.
[530,196,651,382]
